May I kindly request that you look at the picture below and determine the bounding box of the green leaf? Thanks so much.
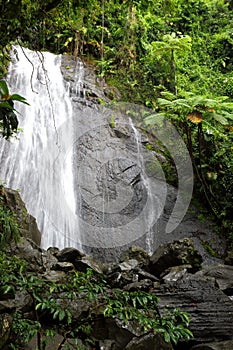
[10,94,30,105]
[53,309,60,320]
[222,111,233,120]
[212,114,228,125]
[3,284,13,294]
[59,310,66,321]
[164,332,171,343]
[35,303,42,310]
[0,80,9,96]
[0,101,14,110]
[170,332,179,344]
[157,98,173,106]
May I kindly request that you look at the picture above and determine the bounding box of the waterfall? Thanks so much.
[0,46,173,258]
[0,46,82,250]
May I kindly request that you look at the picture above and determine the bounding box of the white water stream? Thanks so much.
[129,118,155,255]
[0,46,82,249]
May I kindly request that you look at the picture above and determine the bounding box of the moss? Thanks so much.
[201,240,221,259]
[109,114,116,128]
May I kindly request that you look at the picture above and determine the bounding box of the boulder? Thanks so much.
[105,268,140,288]
[26,333,86,350]
[0,291,32,314]
[55,247,84,263]
[52,261,74,272]
[123,279,153,291]
[42,270,66,282]
[0,186,41,245]
[11,237,58,273]
[196,264,233,295]
[125,333,174,350]
[92,318,135,350]
[150,238,203,277]
[0,300,15,313]
[119,259,139,271]
[135,268,159,282]
[74,255,104,274]
[105,249,157,288]
[161,264,192,283]
[190,340,233,350]
[11,237,43,272]
[120,246,150,270]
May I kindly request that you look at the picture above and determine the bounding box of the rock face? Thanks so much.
[196,264,233,295]
[0,186,41,245]
[191,340,233,350]
[0,236,233,350]
[58,55,226,264]
[153,274,233,343]
[125,334,174,350]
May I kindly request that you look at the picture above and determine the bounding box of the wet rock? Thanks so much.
[190,340,233,350]
[99,339,115,349]
[1,187,41,245]
[123,279,153,291]
[120,246,150,270]
[52,261,74,272]
[56,294,90,321]
[56,247,84,263]
[119,259,139,271]
[47,247,59,256]
[12,237,43,272]
[92,318,135,350]
[196,264,233,295]
[43,270,66,282]
[0,291,33,314]
[0,300,15,313]
[161,265,192,283]
[105,254,158,289]
[60,55,114,106]
[153,274,233,343]
[41,250,58,271]
[14,290,33,312]
[26,333,85,350]
[0,314,12,349]
[125,333,174,350]
[106,269,140,288]
[135,268,159,282]
[225,250,233,266]
[74,255,104,274]
[111,122,131,139]
[150,238,203,277]
[11,237,58,273]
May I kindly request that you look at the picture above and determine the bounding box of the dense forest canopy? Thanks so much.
[0,0,233,246]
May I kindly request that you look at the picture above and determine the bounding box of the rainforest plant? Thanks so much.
[0,192,20,248]
[144,91,233,238]
[0,80,29,139]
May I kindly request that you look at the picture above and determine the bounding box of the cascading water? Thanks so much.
[0,46,82,250]
[129,118,156,255]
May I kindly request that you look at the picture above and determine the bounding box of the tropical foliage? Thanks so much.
[0,251,193,349]
[0,80,29,138]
